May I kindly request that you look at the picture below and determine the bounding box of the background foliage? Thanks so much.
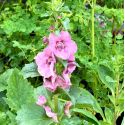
[0,0,124,125]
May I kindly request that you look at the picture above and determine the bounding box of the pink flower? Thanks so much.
[43,75,58,92]
[56,75,71,90]
[48,31,77,60]
[43,36,49,44]
[64,61,76,75]
[62,61,76,86]
[68,54,75,61]
[35,48,56,78]
[64,101,72,117]
[43,106,58,123]
[44,74,71,92]
[36,96,47,106]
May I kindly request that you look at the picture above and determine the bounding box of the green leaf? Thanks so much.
[60,116,83,125]
[121,117,124,125]
[116,89,124,117]
[0,111,8,125]
[0,92,8,112]
[69,86,104,117]
[72,108,99,125]
[99,121,110,125]
[105,108,113,124]
[62,18,70,30]
[34,86,52,101]
[16,104,53,125]
[21,62,40,79]
[6,68,34,111]
[12,41,32,50]
[98,64,115,95]
[0,69,13,92]
[6,111,17,125]
[116,34,123,40]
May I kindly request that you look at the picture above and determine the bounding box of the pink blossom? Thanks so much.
[68,54,75,61]
[35,48,56,78]
[43,36,49,44]
[36,96,47,106]
[64,101,72,117]
[43,106,58,123]
[48,31,77,60]
[44,74,71,92]
[43,75,58,92]
[64,61,76,75]
[56,75,71,90]
[62,61,76,86]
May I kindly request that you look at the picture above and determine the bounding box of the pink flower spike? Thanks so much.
[35,48,56,78]
[36,96,47,106]
[48,31,77,60]
[64,101,72,117]
[43,106,58,123]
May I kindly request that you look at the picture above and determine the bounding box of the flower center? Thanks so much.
[55,40,65,51]
[46,56,53,65]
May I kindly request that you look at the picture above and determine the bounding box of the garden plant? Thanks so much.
[0,0,124,125]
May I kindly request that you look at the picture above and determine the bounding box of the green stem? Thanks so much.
[19,0,22,4]
[53,94,58,113]
[91,0,95,58]
[114,55,120,125]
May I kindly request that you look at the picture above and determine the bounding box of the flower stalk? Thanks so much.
[91,0,96,58]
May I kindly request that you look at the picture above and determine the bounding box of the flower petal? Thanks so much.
[43,75,58,92]
[64,101,72,117]
[35,48,56,78]
[56,75,71,89]
[43,106,58,123]
[36,96,47,106]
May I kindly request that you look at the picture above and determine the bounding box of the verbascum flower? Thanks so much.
[35,48,56,78]
[48,31,77,60]
[56,75,71,90]
[43,75,58,92]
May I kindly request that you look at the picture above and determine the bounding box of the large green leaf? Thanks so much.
[72,108,99,125]
[60,116,83,125]
[69,86,104,118]
[0,111,8,125]
[0,92,8,112]
[6,68,34,111]
[16,104,53,125]
[0,69,13,92]
[34,86,52,101]
[21,62,40,79]
[98,64,116,95]
[7,111,17,125]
